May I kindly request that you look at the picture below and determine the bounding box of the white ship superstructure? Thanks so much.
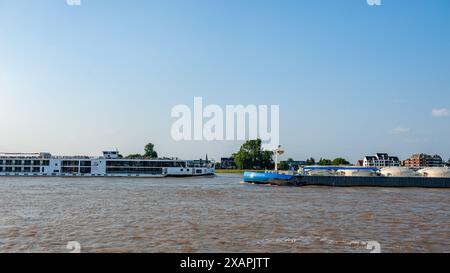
[0,151,215,177]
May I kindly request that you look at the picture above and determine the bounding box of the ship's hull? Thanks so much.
[243,171,296,186]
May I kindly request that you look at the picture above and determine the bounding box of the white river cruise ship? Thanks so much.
[0,151,215,177]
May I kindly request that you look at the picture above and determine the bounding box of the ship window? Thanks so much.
[80,161,91,167]
[62,161,80,166]
[62,167,79,174]
[80,167,91,174]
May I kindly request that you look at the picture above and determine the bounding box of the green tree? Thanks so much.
[233,139,273,169]
[305,157,316,165]
[144,143,158,159]
[278,158,294,170]
[318,158,332,166]
[332,157,350,165]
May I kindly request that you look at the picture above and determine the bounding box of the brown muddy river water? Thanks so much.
[0,174,449,253]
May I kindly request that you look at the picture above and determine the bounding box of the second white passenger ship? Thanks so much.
[0,151,215,177]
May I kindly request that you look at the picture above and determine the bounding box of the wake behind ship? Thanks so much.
[0,151,215,177]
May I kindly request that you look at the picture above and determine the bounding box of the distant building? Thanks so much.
[363,153,400,168]
[402,154,445,168]
[355,160,364,167]
[428,155,444,167]
[219,157,236,169]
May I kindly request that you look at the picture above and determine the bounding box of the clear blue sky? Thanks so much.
[1,0,449,162]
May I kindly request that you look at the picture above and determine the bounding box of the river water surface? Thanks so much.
[0,174,449,253]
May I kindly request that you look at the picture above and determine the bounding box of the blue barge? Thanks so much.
[243,171,450,188]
